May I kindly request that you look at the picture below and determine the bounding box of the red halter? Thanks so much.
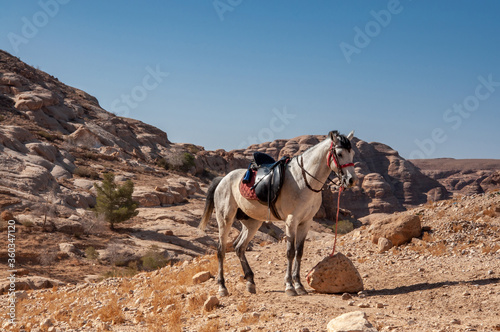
[327,141,354,170]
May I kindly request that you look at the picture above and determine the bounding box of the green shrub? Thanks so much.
[74,166,100,179]
[141,245,169,271]
[85,246,100,260]
[156,157,170,170]
[179,152,195,172]
[36,130,59,142]
[93,172,139,230]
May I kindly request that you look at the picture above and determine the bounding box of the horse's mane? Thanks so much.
[291,132,351,160]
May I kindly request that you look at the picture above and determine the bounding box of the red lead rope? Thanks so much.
[330,186,343,257]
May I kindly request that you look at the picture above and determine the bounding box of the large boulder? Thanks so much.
[327,311,377,332]
[306,253,364,294]
[0,276,64,295]
[369,213,421,246]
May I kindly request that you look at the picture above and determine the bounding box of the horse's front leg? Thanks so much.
[284,217,298,296]
[292,219,312,295]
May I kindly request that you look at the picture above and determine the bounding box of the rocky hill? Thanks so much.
[410,158,500,196]
[1,50,500,331]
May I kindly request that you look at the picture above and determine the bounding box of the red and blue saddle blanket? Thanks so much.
[239,169,259,200]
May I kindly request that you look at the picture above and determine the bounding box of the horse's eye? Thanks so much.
[338,153,342,158]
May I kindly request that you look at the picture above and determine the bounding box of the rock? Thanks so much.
[0,276,64,294]
[341,293,352,300]
[59,243,82,256]
[377,237,393,253]
[133,191,161,207]
[25,142,58,162]
[40,318,53,329]
[204,296,219,312]
[306,253,364,294]
[192,271,212,284]
[15,290,28,300]
[327,311,377,332]
[68,125,103,149]
[55,218,84,235]
[450,318,461,325]
[73,178,94,190]
[164,230,174,236]
[1,210,14,221]
[370,213,422,246]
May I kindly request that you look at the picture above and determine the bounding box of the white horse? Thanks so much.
[199,130,357,296]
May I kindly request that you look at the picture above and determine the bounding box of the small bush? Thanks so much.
[180,152,195,172]
[141,246,169,271]
[156,157,170,170]
[85,246,99,260]
[335,219,354,234]
[74,166,100,179]
[36,130,59,142]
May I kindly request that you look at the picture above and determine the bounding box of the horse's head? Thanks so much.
[327,130,358,188]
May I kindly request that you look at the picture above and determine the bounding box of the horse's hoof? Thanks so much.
[219,288,229,297]
[246,283,256,294]
[295,286,308,296]
[285,288,298,297]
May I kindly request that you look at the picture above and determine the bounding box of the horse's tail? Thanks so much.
[199,176,223,231]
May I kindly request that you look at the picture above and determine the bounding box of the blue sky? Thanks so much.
[1,1,499,159]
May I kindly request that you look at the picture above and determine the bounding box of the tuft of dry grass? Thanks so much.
[96,295,125,324]
[481,243,500,254]
[187,293,208,313]
[198,320,220,332]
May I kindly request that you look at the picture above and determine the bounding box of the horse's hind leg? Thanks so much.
[234,219,263,294]
[216,209,236,297]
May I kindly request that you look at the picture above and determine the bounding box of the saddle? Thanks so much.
[240,152,289,220]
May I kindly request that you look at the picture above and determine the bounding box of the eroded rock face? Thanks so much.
[410,159,500,195]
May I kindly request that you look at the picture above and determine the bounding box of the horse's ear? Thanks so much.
[329,130,339,143]
[347,130,355,140]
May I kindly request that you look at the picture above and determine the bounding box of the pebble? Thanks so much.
[450,319,461,325]
[40,318,53,329]
[376,303,385,308]
[341,293,352,300]
[358,303,370,308]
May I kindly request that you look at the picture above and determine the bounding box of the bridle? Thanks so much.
[298,140,354,193]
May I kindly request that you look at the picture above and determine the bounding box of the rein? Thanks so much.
[331,186,343,256]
